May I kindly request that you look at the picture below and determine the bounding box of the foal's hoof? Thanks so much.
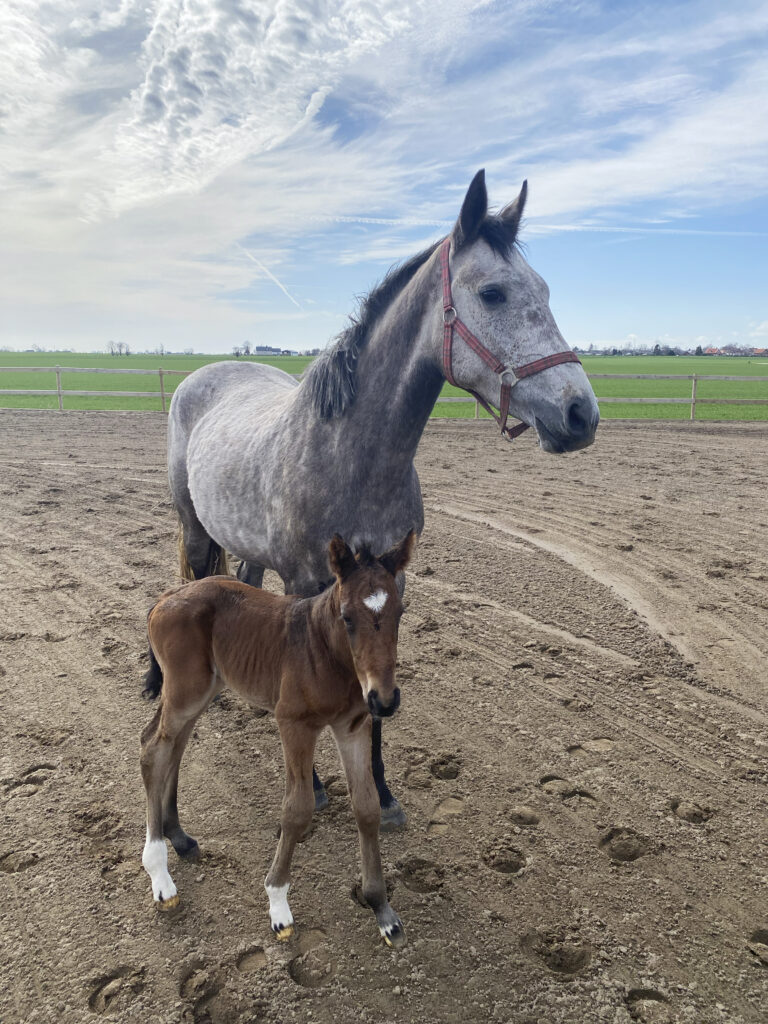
[177,840,201,862]
[313,786,329,813]
[273,924,294,942]
[158,894,180,912]
[380,800,407,832]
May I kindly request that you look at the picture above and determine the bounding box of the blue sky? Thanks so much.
[1,0,767,353]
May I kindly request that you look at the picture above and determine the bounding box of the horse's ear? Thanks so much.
[328,535,357,580]
[453,169,487,250]
[500,180,528,240]
[378,530,417,577]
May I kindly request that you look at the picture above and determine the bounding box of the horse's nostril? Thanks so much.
[567,397,593,437]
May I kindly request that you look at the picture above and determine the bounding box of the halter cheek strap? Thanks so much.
[440,237,581,440]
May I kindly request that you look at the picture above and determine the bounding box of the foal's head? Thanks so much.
[328,531,416,717]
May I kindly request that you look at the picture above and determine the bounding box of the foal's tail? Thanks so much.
[142,602,164,701]
[177,523,230,581]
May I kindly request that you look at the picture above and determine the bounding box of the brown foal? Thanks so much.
[140,531,415,948]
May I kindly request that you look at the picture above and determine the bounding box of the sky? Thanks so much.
[1,0,767,355]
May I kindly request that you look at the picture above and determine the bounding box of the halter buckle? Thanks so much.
[499,367,518,387]
[443,306,457,325]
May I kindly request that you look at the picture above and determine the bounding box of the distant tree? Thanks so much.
[155,343,166,356]
[695,345,703,356]
[107,340,117,355]
[183,348,194,356]
[242,341,251,356]
[232,345,243,358]
[653,343,661,355]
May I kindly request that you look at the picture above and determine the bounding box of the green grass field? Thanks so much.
[1,352,767,420]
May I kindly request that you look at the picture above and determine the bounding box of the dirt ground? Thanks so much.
[1,410,767,1024]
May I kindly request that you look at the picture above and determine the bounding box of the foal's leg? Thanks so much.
[140,673,218,907]
[161,718,202,860]
[264,720,319,940]
[332,716,406,948]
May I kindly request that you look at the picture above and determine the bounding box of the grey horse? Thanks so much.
[166,169,600,827]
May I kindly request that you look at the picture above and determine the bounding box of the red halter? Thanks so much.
[440,238,581,440]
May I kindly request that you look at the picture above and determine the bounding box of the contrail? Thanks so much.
[235,244,302,308]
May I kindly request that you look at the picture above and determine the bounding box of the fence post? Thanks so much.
[474,399,479,419]
[55,366,63,412]
[159,368,166,414]
[690,374,698,421]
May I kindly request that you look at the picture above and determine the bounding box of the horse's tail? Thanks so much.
[142,602,164,700]
[177,522,230,580]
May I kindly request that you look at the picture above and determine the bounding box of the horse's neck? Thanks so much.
[337,256,444,457]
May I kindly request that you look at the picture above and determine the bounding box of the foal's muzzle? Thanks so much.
[368,688,400,718]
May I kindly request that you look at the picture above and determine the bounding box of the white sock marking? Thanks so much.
[142,831,177,903]
[363,590,388,614]
[266,882,293,931]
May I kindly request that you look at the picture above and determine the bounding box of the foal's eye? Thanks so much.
[480,287,506,306]
[341,614,353,630]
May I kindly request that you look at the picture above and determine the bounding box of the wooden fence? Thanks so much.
[1,366,768,420]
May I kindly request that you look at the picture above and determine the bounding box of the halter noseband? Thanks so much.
[440,237,581,441]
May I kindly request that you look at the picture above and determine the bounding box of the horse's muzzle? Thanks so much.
[535,396,599,453]
[368,688,400,718]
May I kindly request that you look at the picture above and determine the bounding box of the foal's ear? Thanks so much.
[328,534,357,580]
[453,169,488,250]
[378,530,417,577]
[500,179,528,240]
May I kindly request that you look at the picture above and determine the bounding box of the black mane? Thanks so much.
[303,213,521,420]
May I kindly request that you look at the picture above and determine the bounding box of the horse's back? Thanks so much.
[169,361,297,435]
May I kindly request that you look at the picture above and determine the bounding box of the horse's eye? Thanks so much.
[341,614,353,630]
[480,287,506,305]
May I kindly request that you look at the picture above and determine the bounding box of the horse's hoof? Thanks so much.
[177,841,201,862]
[158,894,180,911]
[273,924,294,941]
[380,800,407,831]
[314,787,329,813]
[382,923,407,949]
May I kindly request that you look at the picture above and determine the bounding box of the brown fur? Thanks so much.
[140,532,415,944]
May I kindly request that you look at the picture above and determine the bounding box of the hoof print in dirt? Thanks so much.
[539,775,597,808]
[624,988,672,1023]
[397,855,445,893]
[747,929,768,967]
[87,966,145,1014]
[508,805,540,827]
[71,803,123,841]
[521,927,592,977]
[0,848,40,873]
[427,796,465,834]
[3,763,56,799]
[429,754,461,780]
[288,946,336,988]
[236,946,268,973]
[483,841,527,876]
[598,826,653,863]
[670,797,714,824]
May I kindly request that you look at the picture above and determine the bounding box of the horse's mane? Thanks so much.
[303,214,520,420]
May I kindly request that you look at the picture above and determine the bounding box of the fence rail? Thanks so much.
[1,365,768,420]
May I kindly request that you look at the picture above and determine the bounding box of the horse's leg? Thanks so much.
[332,716,406,948]
[370,567,407,830]
[179,512,228,580]
[161,717,203,860]
[371,718,406,829]
[264,719,318,940]
[140,706,182,909]
[236,561,265,588]
[140,668,219,908]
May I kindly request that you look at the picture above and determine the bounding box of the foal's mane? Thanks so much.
[303,214,520,420]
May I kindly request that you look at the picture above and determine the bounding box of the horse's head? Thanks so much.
[438,170,599,453]
[328,531,415,717]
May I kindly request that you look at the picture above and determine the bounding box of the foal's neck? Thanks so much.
[306,585,354,675]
